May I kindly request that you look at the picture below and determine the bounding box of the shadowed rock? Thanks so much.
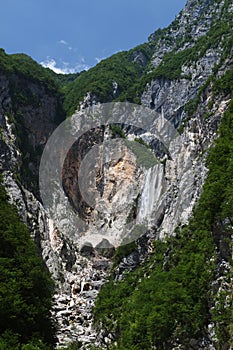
[95,239,115,258]
[80,242,95,257]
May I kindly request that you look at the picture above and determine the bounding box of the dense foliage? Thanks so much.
[0,1,232,350]
[0,178,56,349]
[0,49,60,94]
[62,49,147,115]
[61,0,232,114]
[90,21,233,344]
[94,96,233,348]
[94,230,216,349]
[0,49,66,196]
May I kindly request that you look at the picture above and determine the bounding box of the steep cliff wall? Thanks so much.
[0,0,232,349]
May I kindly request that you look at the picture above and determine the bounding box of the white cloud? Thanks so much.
[95,50,122,64]
[58,40,77,52]
[58,39,68,45]
[40,58,68,74]
[95,56,106,64]
[40,57,90,74]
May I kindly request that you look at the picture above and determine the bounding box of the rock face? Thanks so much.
[52,253,111,348]
[0,0,232,349]
[0,70,111,348]
[149,0,225,69]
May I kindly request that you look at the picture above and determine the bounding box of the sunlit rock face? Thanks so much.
[0,0,232,348]
[62,133,144,248]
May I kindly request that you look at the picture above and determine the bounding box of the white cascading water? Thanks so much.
[137,164,164,225]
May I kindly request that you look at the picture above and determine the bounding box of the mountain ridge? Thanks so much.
[0,0,232,349]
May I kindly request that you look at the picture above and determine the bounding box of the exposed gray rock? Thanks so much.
[95,238,115,258]
[149,0,225,69]
[130,50,149,67]
[142,48,221,122]
[0,1,232,349]
[93,260,111,271]
[80,242,95,257]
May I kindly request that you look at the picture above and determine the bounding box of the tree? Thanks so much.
[0,177,56,348]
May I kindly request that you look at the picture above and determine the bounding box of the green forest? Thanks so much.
[0,0,232,349]
[94,98,233,349]
[0,178,56,350]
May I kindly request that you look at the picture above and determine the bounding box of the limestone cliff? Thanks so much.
[0,0,232,349]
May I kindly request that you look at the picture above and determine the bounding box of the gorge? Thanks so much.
[0,0,232,349]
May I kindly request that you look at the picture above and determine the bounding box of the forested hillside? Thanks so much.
[0,177,55,349]
[62,0,232,117]
[0,0,232,349]
[94,94,233,350]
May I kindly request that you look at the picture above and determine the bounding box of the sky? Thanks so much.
[0,0,187,74]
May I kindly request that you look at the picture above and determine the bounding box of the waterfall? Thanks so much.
[137,164,164,225]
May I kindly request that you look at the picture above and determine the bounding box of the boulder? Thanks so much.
[95,238,115,258]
